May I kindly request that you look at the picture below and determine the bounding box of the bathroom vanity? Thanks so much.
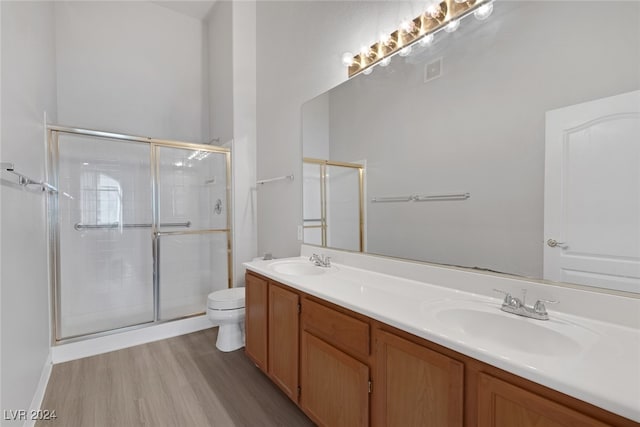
[243,254,640,427]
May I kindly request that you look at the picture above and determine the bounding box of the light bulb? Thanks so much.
[426,5,442,18]
[444,19,460,33]
[419,33,434,46]
[362,67,373,75]
[341,52,354,67]
[474,2,494,20]
[379,57,391,67]
[400,20,415,33]
[399,45,412,57]
[359,46,373,67]
[379,33,391,45]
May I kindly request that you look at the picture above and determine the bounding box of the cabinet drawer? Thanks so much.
[301,298,369,360]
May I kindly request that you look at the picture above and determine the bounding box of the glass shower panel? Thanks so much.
[156,145,229,320]
[326,165,360,251]
[57,135,153,339]
[158,233,229,320]
[303,162,323,245]
[157,147,228,232]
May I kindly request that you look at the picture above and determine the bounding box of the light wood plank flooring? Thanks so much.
[37,328,314,427]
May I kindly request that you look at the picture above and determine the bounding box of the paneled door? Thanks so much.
[544,90,640,292]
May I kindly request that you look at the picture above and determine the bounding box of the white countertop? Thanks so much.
[244,257,640,423]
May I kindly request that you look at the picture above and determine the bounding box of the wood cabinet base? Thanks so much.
[245,272,639,427]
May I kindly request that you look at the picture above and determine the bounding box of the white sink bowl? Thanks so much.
[424,300,598,357]
[270,260,328,276]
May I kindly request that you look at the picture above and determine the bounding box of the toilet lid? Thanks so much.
[207,287,245,310]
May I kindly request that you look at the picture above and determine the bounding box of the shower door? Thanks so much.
[51,128,231,341]
[56,134,155,339]
[154,145,230,320]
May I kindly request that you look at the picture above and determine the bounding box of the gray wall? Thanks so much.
[1,2,57,424]
[54,1,207,141]
[327,1,640,277]
[229,1,258,284]
[207,1,234,145]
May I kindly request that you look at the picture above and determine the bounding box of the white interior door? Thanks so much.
[544,90,640,292]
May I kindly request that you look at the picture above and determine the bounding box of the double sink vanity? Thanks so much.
[243,247,640,427]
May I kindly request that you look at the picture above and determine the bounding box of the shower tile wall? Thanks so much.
[157,148,227,230]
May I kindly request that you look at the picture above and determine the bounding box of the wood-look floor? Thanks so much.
[37,328,314,427]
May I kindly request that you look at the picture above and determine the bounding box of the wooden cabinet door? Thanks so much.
[245,273,268,371]
[477,373,611,427]
[374,329,464,427]
[300,331,369,427]
[268,283,300,401]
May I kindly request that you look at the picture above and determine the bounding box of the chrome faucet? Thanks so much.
[309,253,331,268]
[493,289,557,321]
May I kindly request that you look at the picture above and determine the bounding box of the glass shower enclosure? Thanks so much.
[47,126,231,341]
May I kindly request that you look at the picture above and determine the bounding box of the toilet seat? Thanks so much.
[207,288,245,310]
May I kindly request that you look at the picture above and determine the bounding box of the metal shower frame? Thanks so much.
[46,125,233,344]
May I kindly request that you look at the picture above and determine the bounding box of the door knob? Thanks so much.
[547,239,568,249]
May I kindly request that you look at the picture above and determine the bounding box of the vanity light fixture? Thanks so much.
[342,0,494,78]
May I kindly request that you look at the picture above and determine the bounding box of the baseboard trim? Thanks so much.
[24,351,53,427]
[51,316,213,364]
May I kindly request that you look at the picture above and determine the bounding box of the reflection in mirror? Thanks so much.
[303,158,363,252]
[301,1,640,293]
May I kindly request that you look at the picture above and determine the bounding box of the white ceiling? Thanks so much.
[151,1,217,20]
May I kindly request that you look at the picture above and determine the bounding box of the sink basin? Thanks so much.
[424,301,597,357]
[270,260,328,276]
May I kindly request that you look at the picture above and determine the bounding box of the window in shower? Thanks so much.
[78,171,123,226]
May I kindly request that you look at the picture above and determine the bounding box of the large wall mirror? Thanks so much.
[302,1,640,294]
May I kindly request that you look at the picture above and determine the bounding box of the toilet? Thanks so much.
[207,287,246,352]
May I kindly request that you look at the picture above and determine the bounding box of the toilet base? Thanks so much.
[216,321,245,352]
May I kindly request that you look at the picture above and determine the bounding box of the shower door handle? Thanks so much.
[75,221,191,231]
